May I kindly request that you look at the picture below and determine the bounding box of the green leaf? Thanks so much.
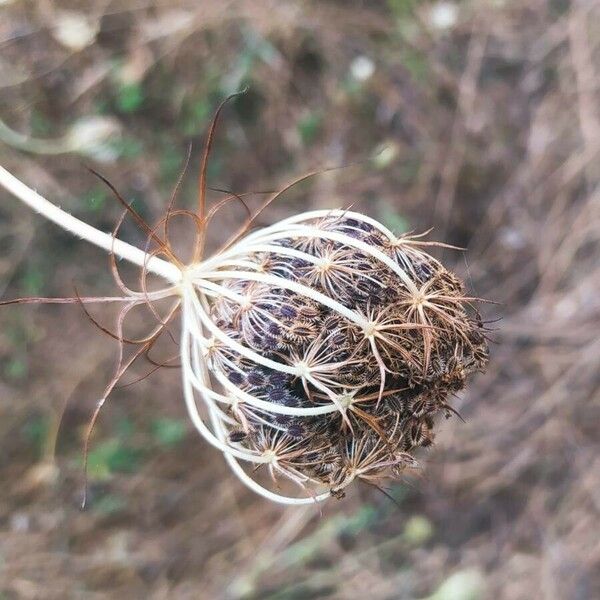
[5,357,28,381]
[387,0,418,19]
[21,265,45,296]
[22,415,49,456]
[82,186,107,213]
[116,82,144,113]
[87,439,142,480]
[182,98,211,136]
[159,143,185,185]
[402,47,429,81]
[109,135,144,159]
[297,112,322,146]
[151,418,187,447]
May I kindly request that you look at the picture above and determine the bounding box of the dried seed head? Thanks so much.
[183,209,489,504]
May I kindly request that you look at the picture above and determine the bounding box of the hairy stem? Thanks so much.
[0,166,181,283]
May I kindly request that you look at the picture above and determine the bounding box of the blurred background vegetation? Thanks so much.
[1,1,599,598]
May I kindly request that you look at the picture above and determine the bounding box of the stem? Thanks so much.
[0,166,181,283]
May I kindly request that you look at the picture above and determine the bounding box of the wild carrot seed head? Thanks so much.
[197,211,489,498]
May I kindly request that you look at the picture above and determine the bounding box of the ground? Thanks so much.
[0,1,599,599]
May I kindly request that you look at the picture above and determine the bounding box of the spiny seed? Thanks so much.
[283,321,319,344]
[228,430,247,443]
[228,371,245,386]
[247,370,267,387]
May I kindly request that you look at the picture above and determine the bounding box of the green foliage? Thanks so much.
[109,135,144,159]
[402,47,429,81]
[182,98,212,136]
[151,417,187,447]
[206,149,224,183]
[4,357,28,381]
[87,417,142,481]
[93,97,110,115]
[387,0,418,20]
[3,317,37,382]
[22,415,50,457]
[82,416,187,482]
[21,265,45,296]
[115,82,144,113]
[82,186,108,213]
[297,111,322,146]
[159,142,185,185]
[86,438,143,480]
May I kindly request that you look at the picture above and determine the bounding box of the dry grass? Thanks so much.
[1,1,599,598]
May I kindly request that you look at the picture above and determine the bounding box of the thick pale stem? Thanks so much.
[0,166,181,283]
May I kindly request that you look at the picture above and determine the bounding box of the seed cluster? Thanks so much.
[204,213,488,498]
